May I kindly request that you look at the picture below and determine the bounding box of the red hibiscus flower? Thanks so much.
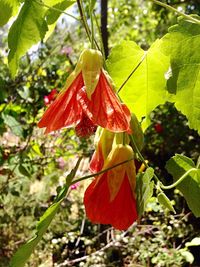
[84,144,138,230]
[38,49,131,134]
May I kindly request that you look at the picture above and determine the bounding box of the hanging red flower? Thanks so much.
[38,49,131,134]
[84,144,138,230]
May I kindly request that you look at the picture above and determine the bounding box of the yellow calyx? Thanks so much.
[80,49,103,99]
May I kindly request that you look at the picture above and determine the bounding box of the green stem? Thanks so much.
[93,11,106,64]
[90,8,94,48]
[71,156,135,184]
[160,168,197,190]
[117,52,147,93]
[150,0,200,25]
[77,0,92,42]
[33,0,80,21]
[76,0,100,50]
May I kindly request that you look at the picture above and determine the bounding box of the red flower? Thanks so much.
[90,128,115,173]
[84,145,138,230]
[38,49,131,134]
[154,123,163,133]
[43,89,57,106]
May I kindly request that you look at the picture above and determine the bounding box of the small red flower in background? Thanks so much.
[38,49,131,134]
[154,123,163,133]
[43,89,57,106]
[84,144,138,230]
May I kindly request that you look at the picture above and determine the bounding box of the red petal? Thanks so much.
[84,173,138,230]
[77,71,132,133]
[89,145,104,173]
[38,73,84,133]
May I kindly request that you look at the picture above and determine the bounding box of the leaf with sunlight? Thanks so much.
[8,0,48,77]
[166,154,200,217]
[161,16,200,134]
[0,0,20,27]
[107,40,170,128]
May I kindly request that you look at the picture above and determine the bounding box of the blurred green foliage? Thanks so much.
[0,0,200,266]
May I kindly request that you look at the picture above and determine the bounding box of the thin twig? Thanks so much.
[150,0,200,25]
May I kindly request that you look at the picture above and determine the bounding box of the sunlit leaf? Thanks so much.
[161,16,200,133]
[166,154,200,217]
[8,0,48,77]
[43,0,74,6]
[0,0,20,27]
[107,40,170,128]
[46,0,76,25]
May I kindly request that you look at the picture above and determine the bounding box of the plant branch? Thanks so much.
[150,0,200,25]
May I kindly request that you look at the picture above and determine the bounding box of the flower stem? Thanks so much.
[150,0,200,25]
[77,0,100,50]
[160,168,197,190]
[71,156,135,184]
[93,11,106,64]
[77,0,92,42]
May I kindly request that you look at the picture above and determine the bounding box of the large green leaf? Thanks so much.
[161,17,200,134]
[0,0,20,27]
[8,0,48,77]
[107,40,170,128]
[166,154,200,217]
[136,167,154,217]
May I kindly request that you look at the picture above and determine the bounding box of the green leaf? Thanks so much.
[0,0,20,27]
[157,192,176,213]
[180,250,194,264]
[166,154,200,217]
[46,0,75,25]
[18,164,31,177]
[161,16,200,133]
[43,0,74,6]
[1,113,24,138]
[136,167,154,217]
[8,0,48,77]
[10,201,62,267]
[186,237,200,247]
[107,40,170,128]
